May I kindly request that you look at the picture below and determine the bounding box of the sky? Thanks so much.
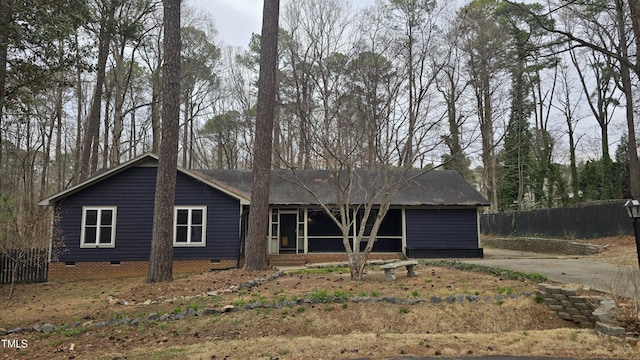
[186,0,627,163]
[189,0,262,47]
[189,0,375,48]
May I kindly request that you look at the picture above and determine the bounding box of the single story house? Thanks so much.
[39,153,488,279]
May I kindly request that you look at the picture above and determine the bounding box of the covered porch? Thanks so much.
[265,207,405,255]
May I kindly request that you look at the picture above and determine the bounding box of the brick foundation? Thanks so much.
[48,259,239,281]
[49,253,404,280]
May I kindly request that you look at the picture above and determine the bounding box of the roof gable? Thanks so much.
[38,153,250,206]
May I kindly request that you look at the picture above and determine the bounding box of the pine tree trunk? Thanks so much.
[79,0,117,181]
[147,0,181,283]
[244,0,280,271]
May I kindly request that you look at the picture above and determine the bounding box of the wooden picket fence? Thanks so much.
[0,249,48,284]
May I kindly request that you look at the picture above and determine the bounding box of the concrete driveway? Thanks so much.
[452,249,638,298]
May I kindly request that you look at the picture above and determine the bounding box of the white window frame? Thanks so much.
[173,206,207,247]
[80,206,117,248]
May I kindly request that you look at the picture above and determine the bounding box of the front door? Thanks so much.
[279,213,297,253]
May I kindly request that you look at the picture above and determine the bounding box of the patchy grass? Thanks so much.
[0,256,637,359]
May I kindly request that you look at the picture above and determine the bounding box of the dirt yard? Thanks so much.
[1,236,639,359]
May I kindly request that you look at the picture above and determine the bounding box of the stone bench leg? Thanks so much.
[406,265,417,277]
[384,268,396,282]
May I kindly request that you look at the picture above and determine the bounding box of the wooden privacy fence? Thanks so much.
[480,200,633,239]
[0,249,48,284]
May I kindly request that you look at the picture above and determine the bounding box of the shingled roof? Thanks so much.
[195,169,488,207]
[38,153,488,207]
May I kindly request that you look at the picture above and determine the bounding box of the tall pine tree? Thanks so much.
[147,0,181,283]
[244,0,280,271]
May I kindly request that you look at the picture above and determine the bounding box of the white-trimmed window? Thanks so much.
[174,206,206,246]
[81,207,117,248]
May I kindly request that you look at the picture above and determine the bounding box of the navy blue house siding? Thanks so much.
[53,167,241,263]
[405,208,482,257]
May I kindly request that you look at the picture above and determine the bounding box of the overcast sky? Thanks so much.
[189,0,375,48]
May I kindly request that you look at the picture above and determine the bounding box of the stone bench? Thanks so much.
[380,260,418,281]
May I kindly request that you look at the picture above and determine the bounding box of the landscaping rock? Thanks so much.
[596,322,626,336]
[561,288,579,296]
[383,296,402,304]
[465,295,480,302]
[592,307,612,323]
[250,301,263,309]
[41,324,55,334]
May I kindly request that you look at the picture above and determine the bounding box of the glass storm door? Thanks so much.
[279,213,297,253]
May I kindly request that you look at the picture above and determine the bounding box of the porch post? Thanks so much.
[267,208,275,254]
[303,208,308,254]
[401,208,407,256]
